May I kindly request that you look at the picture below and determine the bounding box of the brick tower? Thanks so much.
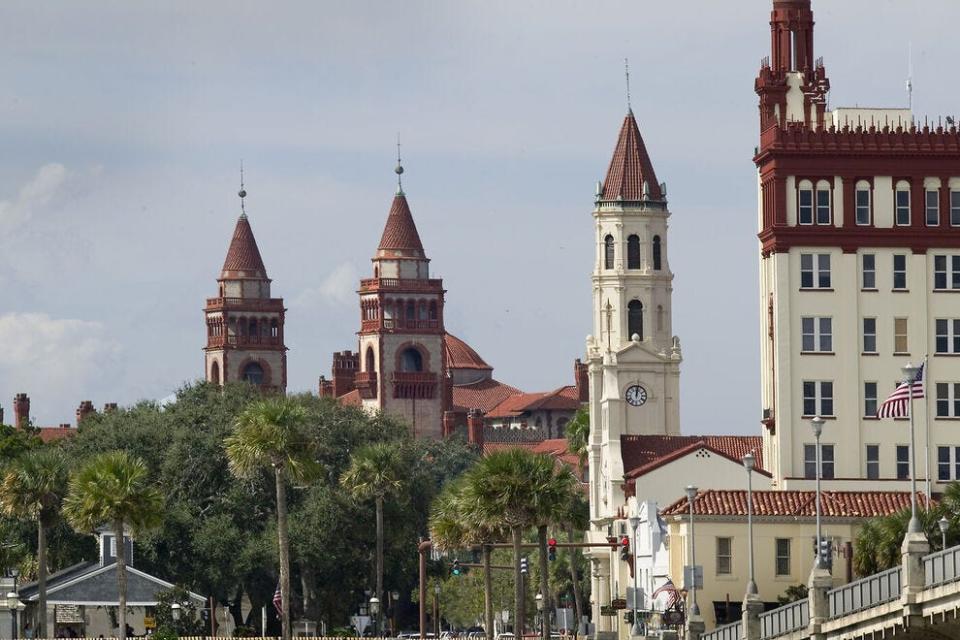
[204,183,287,391]
[355,160,447,438]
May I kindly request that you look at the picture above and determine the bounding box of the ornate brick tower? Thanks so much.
[355,160,447,438]
[204,184,287,391]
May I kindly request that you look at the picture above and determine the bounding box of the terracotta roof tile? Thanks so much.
[481,439,587,480]
[661,489,931,519]
[452,378,521,413]
[221,215,268,279]
[337,389,362,408]
[377,194,425,257]
[444,333,492,371]
[621,435,765,479]
[602,111,663,201]
[485,386,582,419]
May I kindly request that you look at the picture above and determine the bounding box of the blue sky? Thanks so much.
[1,0,958,429]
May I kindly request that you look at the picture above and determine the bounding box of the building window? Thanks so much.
[800,254,831,289]
[775,539,791,576]
[210,361,220,386]
[856,187,871,225]
[816,188,831,224]
[653,235,662,271]
[935,319,960,354]
[953,191,960,226]
[399,347,424,372]
[627,235,641,269]
[862,254,876,289]
[803,381,833,417]
[893,254,907,290]
[628,300,643,341]
[798,186,813,225]
[897,445,910,480]
[863,318,877,353]
[866,445,880,480]
[927,189,941,226]
[939,447,951,481]
[864,382,878,417]
[894,318,908,354]
[242,362,265,385]
[716,537,732,575]
[936,383,960,418]
[803,444,835,479]
[895,187,911,226]
[934,255,960,290]
[604,235,615,270]
[801,317,832,352]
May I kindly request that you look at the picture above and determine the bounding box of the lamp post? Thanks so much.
[501,610,509,635]
[685,485,699,617]
[535,593,545,638]
[900,362,922,533]
[171,602,182,622]
[370,597,380,637]
[811,416,825,568]
[434,583,441,637]
[628,514,643,636]
[6,591,19,640]
[742,453,758,596]
[940,517,950,549]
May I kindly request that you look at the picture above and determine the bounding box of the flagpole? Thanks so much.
[904,362,921,534]
[924,356,931,500]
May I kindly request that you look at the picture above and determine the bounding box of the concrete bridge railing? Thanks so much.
[826,565,901,618]
[923,543,960,587]
[760,597,809,637]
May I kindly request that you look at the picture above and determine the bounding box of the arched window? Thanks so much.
[653,236,662,270]
[248,318,258,339]
[237,317,247,336]
[657,305,664,331]
[210,361,220,385]
[270,319,279,338]
[406,300,416,321]
[242,362,265,385]
[628,300,643,341]
[604,235,615,270]
[365,347,375,372]
[418,300,428,320]
[399,347,423,372]
[374,265,379,278]
[429,300,438,321]
[627,235,641,269]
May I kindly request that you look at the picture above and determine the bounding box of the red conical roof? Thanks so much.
[221,214,268,279]
[377,194,425,257]
[601,110,663,201]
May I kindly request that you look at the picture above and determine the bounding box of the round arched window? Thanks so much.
[399,348,423,372]
[242,362,265,385]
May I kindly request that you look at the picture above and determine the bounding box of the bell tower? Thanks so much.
[354,157,447,438]
[204,179,287,391]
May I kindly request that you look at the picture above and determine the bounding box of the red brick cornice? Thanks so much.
[759,225,960,255]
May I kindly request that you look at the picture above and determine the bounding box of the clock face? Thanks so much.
[625,385,647,407]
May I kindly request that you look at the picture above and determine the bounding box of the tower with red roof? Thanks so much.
[203,186,287,390]
[354,161,447,438]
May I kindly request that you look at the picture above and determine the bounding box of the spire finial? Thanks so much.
[394,134,405,196]
[238,160,247,217]
[625,57,632,114]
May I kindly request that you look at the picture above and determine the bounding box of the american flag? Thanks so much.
[273,581,282,616]
[651,578,680,609]
[877,362,925,419]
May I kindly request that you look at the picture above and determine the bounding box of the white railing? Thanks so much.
[828,566,901,618]
[701,620,741,640]
[924,543,960,587]
[760,598,808,639]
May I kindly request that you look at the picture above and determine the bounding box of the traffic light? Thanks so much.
[451,559,462,576]
[818,538,833,569]
[548,538,558,562]
[520,556,529,575]
[620,536,630,561]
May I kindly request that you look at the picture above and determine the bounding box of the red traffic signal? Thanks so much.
[548,538,558,561]
[619,536,630,560]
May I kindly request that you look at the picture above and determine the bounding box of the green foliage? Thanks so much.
[155,585,205,636]
[0,423,43,462]
[0,447,70,527]
[62,451,163,533]
[776,584,808,605]
[226,397,318,482]
[565,407,590,473]
[340,442,408,503]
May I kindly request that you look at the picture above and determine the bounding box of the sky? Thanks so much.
[1,0,959,431]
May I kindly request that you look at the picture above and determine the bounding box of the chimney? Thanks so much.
[76,400,96,426]
[103,402,118,413]
[467,409,485,448]
[13,393,30,429]
[318,376,335,398]
[0,405,4,425]
[574,359,589,403]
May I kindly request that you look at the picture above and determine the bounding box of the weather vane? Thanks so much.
[395,134,404,195]
[239,160,247,215]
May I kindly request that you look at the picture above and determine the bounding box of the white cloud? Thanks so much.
[0,312,122,425]
[0,163,68,230]
[291,262,360,310]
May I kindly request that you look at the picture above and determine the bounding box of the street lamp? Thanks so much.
[743,452,758,596]
[370,597,380,636]
[628,514,643,637]
[434,583,441,637]
[939,517,950,549]
[6,591,19,640]
[171,602,182,621]
[685,485,699,617]
[902,362,922,534]
[811,416,825,568]
[535,593,545,638]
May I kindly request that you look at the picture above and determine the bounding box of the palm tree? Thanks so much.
[63,451,163,640]
[563,491,590,637]
[565,407,590,476]
[0,448,69,639]
[225,397,316,640]
[340,442,407,635]
[853,505,940,576]
[461,449,577,639]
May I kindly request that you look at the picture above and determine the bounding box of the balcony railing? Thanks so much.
[355,372,378,400]
[205,297,284,311]
[760,598,808,639]
[924,543,960,587]
[702,620,740,640]
[828,566,901,618]
[359,278,443,292]
[391,372,437,400]
[207,335,282,348]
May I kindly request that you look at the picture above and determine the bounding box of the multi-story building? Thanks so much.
[756,0,960,491]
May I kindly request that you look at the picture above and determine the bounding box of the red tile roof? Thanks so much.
[621,435,765,479]
[377,194,425,257]
[602,111,663,201]
[452,378,521,413]
[444,333,492,371]
[486,386,581,419]
[221,214,268,279]
[337,389,362,408]
[481,438,585,473]
[661,489,930,519]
